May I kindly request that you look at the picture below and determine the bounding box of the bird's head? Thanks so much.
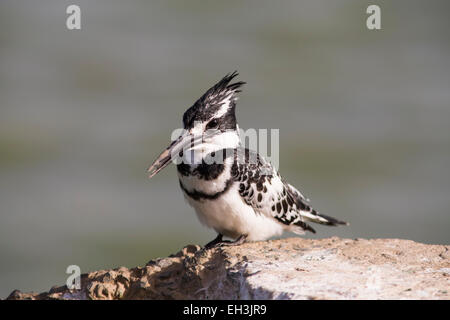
[147,72,245,178]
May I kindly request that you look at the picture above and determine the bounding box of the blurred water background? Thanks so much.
[1,0,449,297]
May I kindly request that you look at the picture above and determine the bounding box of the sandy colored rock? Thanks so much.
[6,238,450,300]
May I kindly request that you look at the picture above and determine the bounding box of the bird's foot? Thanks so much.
[204,234,248,249]
[204,234,224,249]
[217,234,248,247]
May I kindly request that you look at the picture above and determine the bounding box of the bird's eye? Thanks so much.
[206,119,219,129]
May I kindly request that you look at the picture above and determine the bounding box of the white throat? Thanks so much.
[181,130,240,166]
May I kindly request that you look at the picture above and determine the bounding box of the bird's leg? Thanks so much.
[204,234,248,249]
[204,234,224,249]
[217,234,248,247]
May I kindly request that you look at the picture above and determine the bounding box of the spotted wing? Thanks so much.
[231,148,347,234]
[230,148,317,233]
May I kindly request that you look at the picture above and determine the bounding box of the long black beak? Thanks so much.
[147,130,196,178]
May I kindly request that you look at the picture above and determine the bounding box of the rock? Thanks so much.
[6,238,450,300]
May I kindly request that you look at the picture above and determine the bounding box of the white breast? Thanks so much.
[180,182,284,241]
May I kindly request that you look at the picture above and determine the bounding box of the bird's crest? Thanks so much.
[199,71,245,108]
[183,72,245,127]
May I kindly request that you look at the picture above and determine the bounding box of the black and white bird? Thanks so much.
[147,72,348,248]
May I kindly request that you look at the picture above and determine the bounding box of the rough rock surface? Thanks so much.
[6,237,450,300]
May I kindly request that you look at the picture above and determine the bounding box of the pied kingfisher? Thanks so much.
[147,72,348,248]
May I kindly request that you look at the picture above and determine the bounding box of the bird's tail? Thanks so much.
[287,207,348,236]
[300,210,349,226]
[284,183,349,233]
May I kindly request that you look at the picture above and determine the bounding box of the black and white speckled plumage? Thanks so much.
[230,147,347,234]
[148,72,347,244]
